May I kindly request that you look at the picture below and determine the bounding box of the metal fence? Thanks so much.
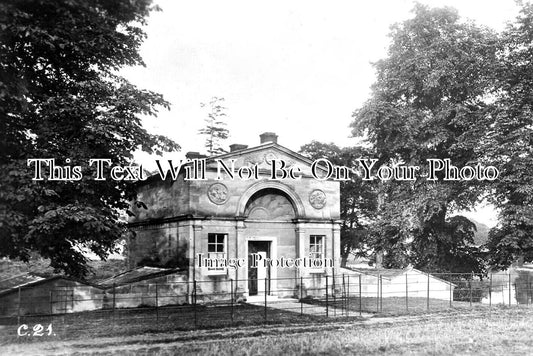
[0,272,531,340]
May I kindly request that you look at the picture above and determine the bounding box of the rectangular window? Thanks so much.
[207,233,227,274]
[309,235,324,260]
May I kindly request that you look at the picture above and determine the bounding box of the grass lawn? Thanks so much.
[0,296,494,344]
[1,306,532,355]
[302,296,486,316]
[0,303,330,343]
[165,307,532,356]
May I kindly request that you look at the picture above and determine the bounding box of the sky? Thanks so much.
[120,0,522,227]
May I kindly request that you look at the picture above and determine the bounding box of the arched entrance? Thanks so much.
[242,187,298,297]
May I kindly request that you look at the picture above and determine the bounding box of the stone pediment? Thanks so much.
[204,143,326,177]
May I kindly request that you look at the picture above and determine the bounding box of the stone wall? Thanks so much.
[105,272,189,308]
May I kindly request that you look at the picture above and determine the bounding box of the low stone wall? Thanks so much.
[104,272,190,308]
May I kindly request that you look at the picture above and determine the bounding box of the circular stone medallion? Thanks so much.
[309,189,327,209]
[207,183,229,205]
[264,152,278,164]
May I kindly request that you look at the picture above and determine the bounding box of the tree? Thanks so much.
[350,4,499,273]
[299,142,378,267]
[485,2,533,269]
[198,96,229,155]
[0,0,179,277]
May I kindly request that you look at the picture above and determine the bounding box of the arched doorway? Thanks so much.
[244,188,296,296]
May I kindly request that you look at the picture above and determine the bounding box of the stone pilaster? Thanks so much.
[332,220,342,275]
[192,223,203,281]
[295,221,306,279]
[235,220,247,295]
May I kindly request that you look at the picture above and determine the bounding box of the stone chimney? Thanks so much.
[185,151,207,160]
[260,132,278,144]
[229,144,248,152]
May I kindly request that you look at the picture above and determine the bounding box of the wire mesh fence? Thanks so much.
[0,271,531,341]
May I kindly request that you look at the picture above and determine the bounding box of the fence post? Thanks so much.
[469,274,473,308]
[406,273,408,312]
[346,275,350,317]
[376,274,379,313]
[359,274,362,317]
[489,273,492,308]
[264,277,268,320]
[325,275,329,317]
[526,273,529,306]
[112,283,116,321]
[300,276,303,316]
[426,273,430,311]
[333,276,337,317]
[508,273,512,306]
[155,283,159,323]
[230,279,234,323]
[193,280,197,328]
[235,276,238,322]
[49,290,53,316]
[449,274,452,308]
[342,274,346,316]
[379,275,383,312]
[17,286,21,325]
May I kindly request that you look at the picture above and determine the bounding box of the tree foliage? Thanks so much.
[199,96,229,156]
[299,141,378,266]
[351,4,499,273]
[0,0,179,277]
[485,2,533,269]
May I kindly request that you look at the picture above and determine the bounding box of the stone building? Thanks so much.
[0,274,104,316]
[127,133,341,300]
